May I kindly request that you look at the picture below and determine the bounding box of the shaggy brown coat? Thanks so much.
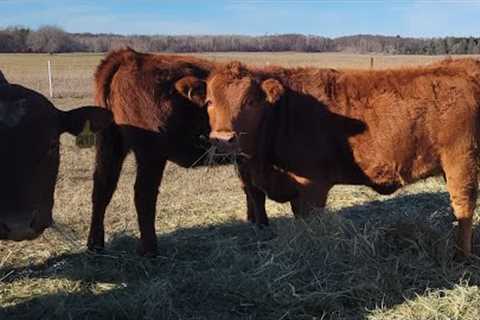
[190,58,480,257]
[89,48,224,255]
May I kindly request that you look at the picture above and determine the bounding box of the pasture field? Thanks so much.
[1,52,480,319]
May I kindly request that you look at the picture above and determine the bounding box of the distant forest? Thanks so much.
[1,26,480,55]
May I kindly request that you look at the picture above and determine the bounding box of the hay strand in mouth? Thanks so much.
[189,146,217,168]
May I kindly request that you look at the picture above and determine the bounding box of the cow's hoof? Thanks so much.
[136,242,158,257]
[255,225,276,241]
[255,223,269,230]
[87,232,104,250]
[87,246,105,255]
[453,251,474,264]
[87,238,105,253]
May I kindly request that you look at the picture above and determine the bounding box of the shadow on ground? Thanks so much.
[2,191,480,319]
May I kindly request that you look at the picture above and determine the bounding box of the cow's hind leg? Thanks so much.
[133,150,166,256]
[87,124,128,251]
[443,151,478,258]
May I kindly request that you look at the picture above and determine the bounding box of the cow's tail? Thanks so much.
[94,47,138,109]
[93,48,138,167]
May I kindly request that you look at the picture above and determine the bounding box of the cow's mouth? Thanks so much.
[209,131,242,155]
[0,222,41,241]
[197,134,211,150]
[0,209,52,241]
[212,140,240,155]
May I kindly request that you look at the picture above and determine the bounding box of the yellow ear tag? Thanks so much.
[75,120,96,148]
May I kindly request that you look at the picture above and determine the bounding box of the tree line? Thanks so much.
[1,25,480,55]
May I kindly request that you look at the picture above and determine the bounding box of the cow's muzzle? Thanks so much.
[209,131,240,154]
[0,210,52,241]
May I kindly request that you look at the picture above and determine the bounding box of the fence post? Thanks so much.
[370,57,374,69]
[47,60,53,98]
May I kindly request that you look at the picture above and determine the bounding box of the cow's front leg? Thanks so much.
[290,183,330,218]
[238,163,269,226]
[248,186,268,227]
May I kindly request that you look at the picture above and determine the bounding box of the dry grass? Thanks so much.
[2,52,479,100]
[2,52,480,319]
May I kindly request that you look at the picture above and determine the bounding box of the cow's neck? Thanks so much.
[254,81,365,187]
[244,90,302,201]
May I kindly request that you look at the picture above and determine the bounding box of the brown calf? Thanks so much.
[182,59,480,257]
[89,49,225,256]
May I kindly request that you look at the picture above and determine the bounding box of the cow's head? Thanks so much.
[0,80,112,241]
[177,62,284,158]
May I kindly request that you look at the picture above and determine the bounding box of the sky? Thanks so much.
[0,0,480,38]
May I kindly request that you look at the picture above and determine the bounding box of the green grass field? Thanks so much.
[1,52,480,319]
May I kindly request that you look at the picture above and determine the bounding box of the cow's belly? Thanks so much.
[347,132,442,193]
[346,159,442,195]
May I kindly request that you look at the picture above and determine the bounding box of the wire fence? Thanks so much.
[0,53,103,99]
[1,52,477,100]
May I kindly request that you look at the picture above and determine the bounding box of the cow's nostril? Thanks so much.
[0,222,10,238]
[30,211,38,229]
[209,131,236,143]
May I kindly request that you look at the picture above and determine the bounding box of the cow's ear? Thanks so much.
[61,106,113,135]
[261,79,284,105]
[174,76,206,106]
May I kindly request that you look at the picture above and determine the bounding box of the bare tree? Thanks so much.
[1,24,479,55]
[26,25,81,53]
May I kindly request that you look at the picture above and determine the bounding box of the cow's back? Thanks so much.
[329,60,480,189]
[94,48,215,165]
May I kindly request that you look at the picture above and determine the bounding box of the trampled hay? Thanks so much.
[2,53,480,319]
